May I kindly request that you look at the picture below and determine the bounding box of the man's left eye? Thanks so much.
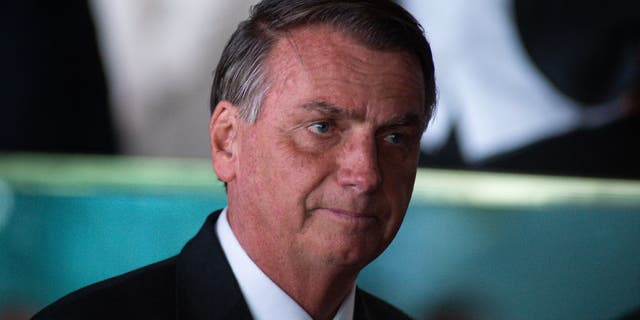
[384,133,403,145]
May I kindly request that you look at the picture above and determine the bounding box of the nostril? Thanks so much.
[337,159,382,192]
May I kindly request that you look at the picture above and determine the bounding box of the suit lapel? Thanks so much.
[173,211,403,320]
[354,288,371,320]
[175,210,252,320]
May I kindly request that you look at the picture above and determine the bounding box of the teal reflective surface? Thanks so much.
[1,153,639,319]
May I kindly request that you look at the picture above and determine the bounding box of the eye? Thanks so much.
[384,133,403,145]
[308,121,332,135]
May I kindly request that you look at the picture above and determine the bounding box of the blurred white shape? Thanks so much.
[89,0,259,157]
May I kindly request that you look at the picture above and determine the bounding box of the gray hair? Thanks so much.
[210,0,436,125]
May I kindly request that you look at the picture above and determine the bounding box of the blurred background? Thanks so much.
[0,0,639,319]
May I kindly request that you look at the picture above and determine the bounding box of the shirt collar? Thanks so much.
[216,208,356,320]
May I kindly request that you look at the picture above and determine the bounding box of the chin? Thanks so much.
[320,237,387,269]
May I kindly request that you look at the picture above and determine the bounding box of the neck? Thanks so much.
[227,207,359,320]
[265,263,357,320]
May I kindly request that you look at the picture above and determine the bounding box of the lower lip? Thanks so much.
[322,208,377,223]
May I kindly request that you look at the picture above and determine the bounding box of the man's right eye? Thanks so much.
[308,121,332,135]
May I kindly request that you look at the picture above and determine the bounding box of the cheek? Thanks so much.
[277,132,337,182]
[245,132,334,212]
[236,131,278,197]
[382,160,417,208]
[382,167,415,238]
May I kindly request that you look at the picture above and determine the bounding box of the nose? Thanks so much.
[336,133,382,193]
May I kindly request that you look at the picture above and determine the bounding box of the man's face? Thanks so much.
[222,26,425,270]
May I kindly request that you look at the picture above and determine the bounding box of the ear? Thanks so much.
[209,101,239,183]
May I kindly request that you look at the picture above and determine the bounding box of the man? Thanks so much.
[33,0,436,319]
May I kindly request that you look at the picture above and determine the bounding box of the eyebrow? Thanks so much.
[302,101,425,130]
[302,101,345,115]
[384,113,423,130]
[302,100,424,130]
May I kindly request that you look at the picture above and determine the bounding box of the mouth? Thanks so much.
[318,208,379,224]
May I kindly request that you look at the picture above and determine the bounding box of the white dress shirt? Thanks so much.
[216,208,356,320]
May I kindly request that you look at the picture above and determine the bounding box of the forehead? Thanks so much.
[261,25,425,120]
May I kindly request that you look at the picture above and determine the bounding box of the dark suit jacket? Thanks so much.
[32,210,411,320]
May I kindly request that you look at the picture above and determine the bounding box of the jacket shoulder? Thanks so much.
[32,257,177,320]
[356,288,412,320]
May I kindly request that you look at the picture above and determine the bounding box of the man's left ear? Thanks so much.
[209,101,238,183]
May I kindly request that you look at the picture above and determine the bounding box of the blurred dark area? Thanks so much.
[617,306,640,320]
[2,0,638,178]
[475,97,639,179]
[0,1,117,154]
[515,0,639,106]
[422,293,491,320]
[421,0,640,180]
